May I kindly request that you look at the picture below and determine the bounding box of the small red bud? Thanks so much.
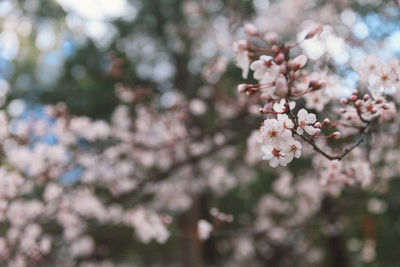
[323,118,330,126]
[275,53,284,64]
[350,95,357,101]
[329,131,341,139]
[305,24,323,39]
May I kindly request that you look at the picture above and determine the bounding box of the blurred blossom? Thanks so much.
[0,31,19,60]
[253,0,269,10]
[56,0,136,21]
[341,9,356,26]
[353,22,369,39]
[7,99,25,118]
[0,0,398,266]
[0,0,14,17]
[35,23,56,51]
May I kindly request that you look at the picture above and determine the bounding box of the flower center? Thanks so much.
[268,130,278,138]
[272,148,281,157]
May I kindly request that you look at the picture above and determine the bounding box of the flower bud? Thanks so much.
[355,99,362,107]
[329,131,341,139]
[323,118,330,126]
[237,84,247,94]
[350,95,357,101]
[352,89,358,95]
[244,23,259,36]
[264,32,278,44]
[313,128,321,135]
[279,63,287,74]
[275,53,284,64]
[309,80,325,91]
[272,45,280,53]
[289,55,308,70]
[305,24,323,39]
[340,98,348,105]
[274,74,289,97]
[363,94,370,101]
[233,40,249,52]
[314,122,322,128]
[261,103,272,114]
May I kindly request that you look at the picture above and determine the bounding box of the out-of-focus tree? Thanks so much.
[0,0,399,267]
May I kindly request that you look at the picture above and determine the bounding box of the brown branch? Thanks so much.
[297,123,371,161]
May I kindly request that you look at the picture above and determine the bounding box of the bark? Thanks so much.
[321,196,349,267]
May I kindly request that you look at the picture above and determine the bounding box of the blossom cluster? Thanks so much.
[234,22,397,172]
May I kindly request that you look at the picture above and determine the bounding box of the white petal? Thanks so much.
[304,126,318,135]
[306,113,316,123]
[269,158,279,168]
[296,127,304,135]
[273,103,282,112]
[297,108,307,121]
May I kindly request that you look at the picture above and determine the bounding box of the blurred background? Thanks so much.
[1,0,400,266]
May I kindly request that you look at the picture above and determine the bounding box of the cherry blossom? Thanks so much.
[233,40,250,79]
[273,99,296,113]
[296,108,318,135]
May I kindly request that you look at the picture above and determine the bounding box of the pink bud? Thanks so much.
[290,55,308,69]
[274,74,289,97]
[279,63,287,74]
[352,89,358,95]
[237,84,247,94]
[329,131,341,139]
[275,53,284,64]
[355,100,362,107]
[261,104,271,114]
[233,40,249,52]
[383,104,391,110]
[272,45,280,53]
[309,80,325,91]
[305,24,323,39]
[363,94,370,101]
[313,128,321,135]
[314,122,322,128]
[350,95,357,101]
[323,118,330,126]
[244,23,259,36]
[376,97,384,104]
[340,98,348,105]
[371,108,378,114]
[264,32,278,44]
